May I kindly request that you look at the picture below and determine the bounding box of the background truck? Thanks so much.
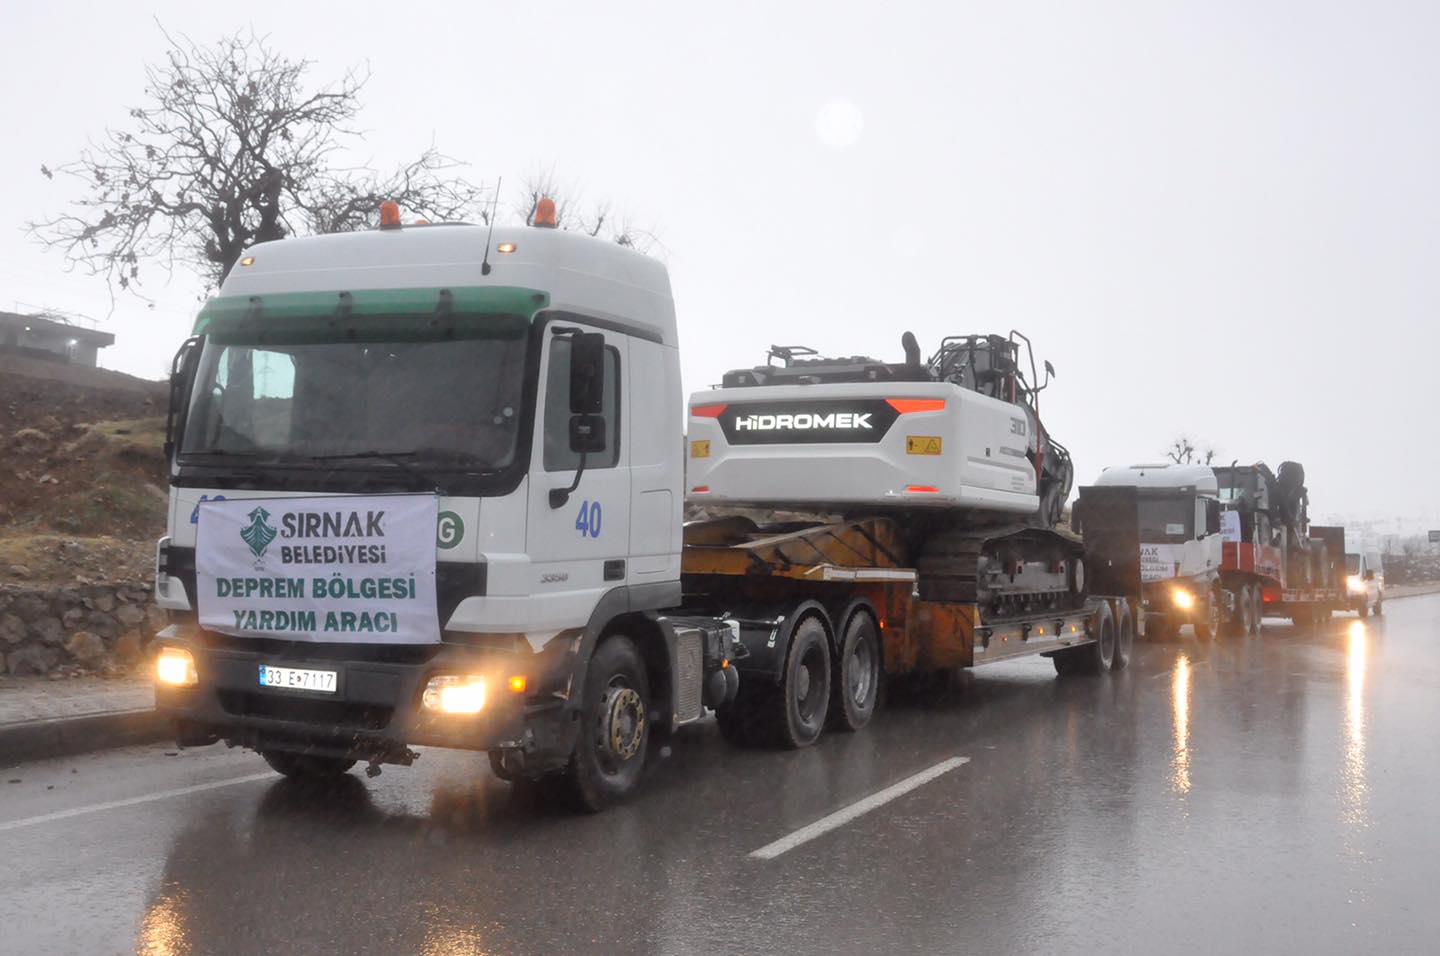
[1074,459,1348,640]
[151,201,1129,811]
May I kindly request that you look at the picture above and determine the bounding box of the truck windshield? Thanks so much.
[180,318,530,469]
[1137,497,1193,543]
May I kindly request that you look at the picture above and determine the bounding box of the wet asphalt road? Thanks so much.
[4,595,1439,956]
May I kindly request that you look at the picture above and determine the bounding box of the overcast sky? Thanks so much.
[3,1,1437,524]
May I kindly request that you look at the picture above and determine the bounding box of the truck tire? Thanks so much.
[1229,586,1253,637]
[556,635,651,812]
[1192,590,1219,642]
[1374,594,1383,616]
[1111,600,1134,672]
[1357,600,1369,619]
[1053,601,1114,676]
[829,611,881,732]
[259,750,356,781]
[774,616,831,748]
[1249,586,1264,634]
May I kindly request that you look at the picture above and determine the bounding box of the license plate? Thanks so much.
[258,664,338,694]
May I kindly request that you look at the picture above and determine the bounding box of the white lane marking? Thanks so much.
[749,756,969,861]
[0,772,273,834]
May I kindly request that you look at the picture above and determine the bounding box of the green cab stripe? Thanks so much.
[193,286,551,334]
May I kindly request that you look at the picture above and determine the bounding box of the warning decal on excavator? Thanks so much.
[906,436,943,455]
[691,440,711,459]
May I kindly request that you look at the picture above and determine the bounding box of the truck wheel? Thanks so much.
[1192,591,1219,642]
[559,635,651,812]
[1230,586,1254,637]
[1110,601,1134,672]
[259,750,356,781]
[1249,587,1264,634]
[1374,594,1383,616]
[765,616,831,748]
[1053,601,1114,676]
[1357,600,1369,619]
[488,750,520,782]
[829,611,881,732]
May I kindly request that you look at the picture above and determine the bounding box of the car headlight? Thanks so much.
[423,675,487,715]
[1172,588,1196,611]
[1347,575,1366,593]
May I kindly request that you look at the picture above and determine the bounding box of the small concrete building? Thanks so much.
[0,311,114,367]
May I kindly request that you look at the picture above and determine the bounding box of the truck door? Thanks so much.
[526,323,632,631]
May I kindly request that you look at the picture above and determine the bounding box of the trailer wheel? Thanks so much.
[1374,594,1383,617]
[829,611,881,732]
[259,750,356,781]
[1250,587,1264,634]
[1054,601,1114,676]
[1111,601,1134,671]
[1357,600,1369,619]
[555,635,651,812]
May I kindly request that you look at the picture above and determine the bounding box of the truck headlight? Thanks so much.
[156,647,198,687]
[1171,588,1195,611]
[423,675,487,715]
[1347,575,1366,594]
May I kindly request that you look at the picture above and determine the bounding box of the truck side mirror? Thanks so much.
[569,332,606,415]
[569,413,607,454]
[164,336,203,459]
[1044,359,1056,379]
[1204,498,1222,535]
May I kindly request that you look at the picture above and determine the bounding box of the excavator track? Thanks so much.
[915,523,1087,620]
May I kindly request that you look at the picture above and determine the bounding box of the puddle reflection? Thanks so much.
[1171,654,1191,795]
[1342,621,1369,830]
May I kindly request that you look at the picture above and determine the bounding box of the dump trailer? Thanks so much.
[1075,461,1347,640]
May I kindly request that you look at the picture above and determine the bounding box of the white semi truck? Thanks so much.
[154,202,1129,810]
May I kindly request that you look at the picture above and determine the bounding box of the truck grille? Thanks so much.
[675,628,703,722]
[217,690,394,731]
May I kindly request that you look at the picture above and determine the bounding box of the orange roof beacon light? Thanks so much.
[533,196,558,228]
[378,200,402,230]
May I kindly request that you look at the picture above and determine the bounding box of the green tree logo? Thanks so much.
[240,507,278,558]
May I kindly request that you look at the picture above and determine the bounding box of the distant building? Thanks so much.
[0,310,114,367]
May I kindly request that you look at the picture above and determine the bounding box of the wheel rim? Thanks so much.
[848,633,875,707]
[1100,621,1114,662]
[795,644,826,724]
[595,681,645,776]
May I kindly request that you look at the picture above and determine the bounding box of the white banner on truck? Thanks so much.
[1140,543,1182,582]
[196,494,440,644]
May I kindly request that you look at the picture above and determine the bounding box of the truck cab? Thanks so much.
[1091,464,1223,639]
[151,210,735,809]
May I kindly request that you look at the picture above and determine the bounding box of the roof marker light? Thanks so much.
[239,256,255,267]
[379,200,402,229]
[497,242,517,254]
[888,398,946,414]
[533,197,558,228]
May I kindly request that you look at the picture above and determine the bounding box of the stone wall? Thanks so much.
[0,582,168,677]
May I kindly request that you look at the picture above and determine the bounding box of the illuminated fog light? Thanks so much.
[423,675,487,714]
[156,647,198,687]
[1171,589,1195,611]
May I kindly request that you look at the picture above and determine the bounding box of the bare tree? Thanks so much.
[1165,436,1218,465]
[30,27,489,293]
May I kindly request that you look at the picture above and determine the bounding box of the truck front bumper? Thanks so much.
[153,625,578,770]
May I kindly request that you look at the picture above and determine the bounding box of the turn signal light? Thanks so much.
[905,485,941,494]
[690,404,728,419]
[508,675,528,694]
[156,647,198,687]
